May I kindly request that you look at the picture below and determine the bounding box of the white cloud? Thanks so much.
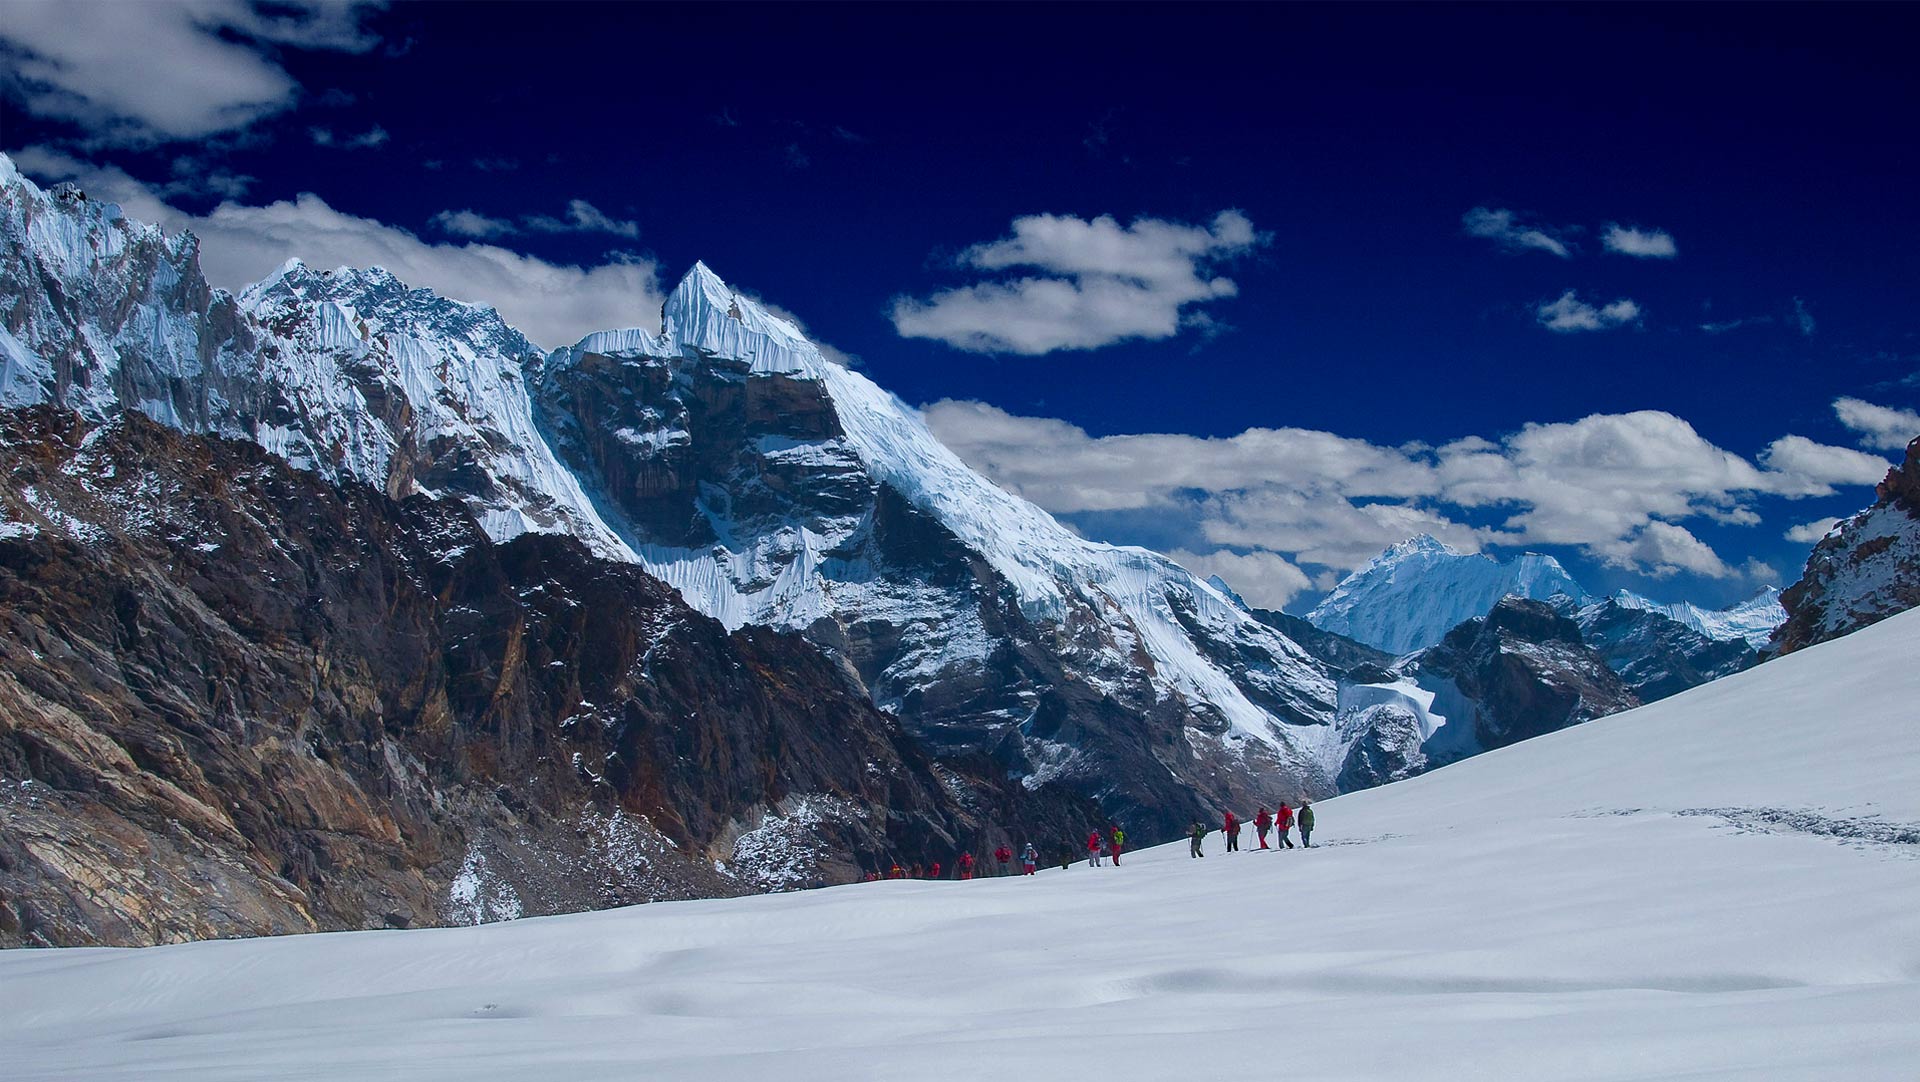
[923,399,1890,584]
[1833,396,1920,451]
[14,150,663,350]
[891,210,1262,354]
[1601,223,1678,259]
[1536,290,1641,333]
[1461,206,1572,258]
[1167,548,1313,610]
[1784,517,1842,544]
[0,1,384,144]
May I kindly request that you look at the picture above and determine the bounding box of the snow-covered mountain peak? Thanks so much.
[660,261,822,375]
[1309,535,1589,654]
[1609,587,1785,648]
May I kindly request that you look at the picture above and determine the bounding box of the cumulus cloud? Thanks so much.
[430,200,640,241]
[924,400,1890,584]
[1167,548,1313,610]
[891,210,1263,354]
[0,1,385,144]
[1784,517,1842,544]
[1833,396,1920,451]
[15,150,663,349]
[1536,290,1641,333]
[1601,223,1678,259]
[1461,206,1572,258]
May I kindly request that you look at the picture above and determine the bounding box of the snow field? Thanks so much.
[5,610,1918,1081]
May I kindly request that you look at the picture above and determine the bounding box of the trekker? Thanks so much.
[1109,826,1124,865]
[958,851,976,880]
[888,863,904,880]
[1188,821,1206,858]
[1020,843,1039,875]
[1299,799,1315,847]
[1254,806,1273,849]
[929,861,942,880]
[910,862,924,879]
[1223,811,1241,852]
[1275,802,1296,849]
[1059,850,1072,872]
[994,844,1013,876]
[1087,831,1105,867]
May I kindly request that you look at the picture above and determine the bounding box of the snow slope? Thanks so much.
[1308,534,1590,653]
[7,608,1916,1082]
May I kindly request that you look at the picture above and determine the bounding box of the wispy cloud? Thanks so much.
[892,211,1264,355]
[310,125,389,150]
[1793,297,1817,336]
[1536,290,1641,333]
[1601,222,1678,259]
[1462,206,1573,258]
[0,0,385,144]
[1784,517,1842,544]
[429,200,639,241]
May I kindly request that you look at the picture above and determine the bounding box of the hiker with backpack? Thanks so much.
[1188,821,1206,858]
[1223,810,1241,852]
[1087,831,1105,867]
[1109,825,1124,865]
[958,851,976,880]
[1299,798,1315,847]
[994,844,1012,876]
[1020,842,1039,875]
[1275,802,1297,849]
[1254,806,1273,849]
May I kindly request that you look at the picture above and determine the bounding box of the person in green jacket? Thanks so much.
[1298,799,1315,848]
[1188,821,1206,858]
[1109,825,1125,866]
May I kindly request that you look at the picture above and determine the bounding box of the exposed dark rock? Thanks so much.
[1411,598,1642,762]
[1775,436,1920,655]
[1576,600,1757,702]
[0,408,1099,947]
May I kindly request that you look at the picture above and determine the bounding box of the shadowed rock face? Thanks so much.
[1776,436,1920,655]
[1414,598,1642,760]
[1576,600,1757,702]
[0,409,1099,947]
[536,343,1340,837]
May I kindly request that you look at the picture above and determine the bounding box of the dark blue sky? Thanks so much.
[5,3,1917,609]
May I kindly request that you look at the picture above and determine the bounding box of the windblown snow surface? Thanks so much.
[6,612,1917,1080]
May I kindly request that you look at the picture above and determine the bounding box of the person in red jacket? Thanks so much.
[928,861,942,880]
[957,851,975,880]
[887,863,904,879]
[1254,806,1273,849]
[1275,802,1297,849]
[1086,831,1105,867]
[1223,810,1241,852]
[994,844,1013,876]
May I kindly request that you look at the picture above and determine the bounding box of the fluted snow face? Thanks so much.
[1612,587,1785,648]
[1308,535,1590,655]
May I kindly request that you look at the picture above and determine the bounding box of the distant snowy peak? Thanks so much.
[1611,587,1785,649]
[1307,534,1589,654]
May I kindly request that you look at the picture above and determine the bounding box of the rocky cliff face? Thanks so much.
[530,269,1359,831]
[2,159,1380,850]
[1775,436,1920,654]
[0,409,1094,947]
[1574,600,1758,702]
[1409,598,1642,765]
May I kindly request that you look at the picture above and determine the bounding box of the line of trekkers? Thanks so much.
[862,825,1128,882]
[1189,799,1314,857]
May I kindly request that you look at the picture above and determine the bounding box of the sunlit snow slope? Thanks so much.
[6,609,1916,1082]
